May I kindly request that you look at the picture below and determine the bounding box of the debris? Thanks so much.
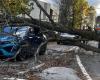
[40,67,81,80]
[3,77,26,80]
[85,51,94,55]
[18,63,45,75]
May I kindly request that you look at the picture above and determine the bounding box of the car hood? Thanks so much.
[0,34,16,42]
[60,33,76,38]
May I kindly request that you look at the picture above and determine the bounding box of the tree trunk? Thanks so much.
[33,0,55,26]
[75,41,100,53]
[59,0,73,29]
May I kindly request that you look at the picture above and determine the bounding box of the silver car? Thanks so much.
[57,32,80,44]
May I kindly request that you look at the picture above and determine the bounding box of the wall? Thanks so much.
[30,1,50,22]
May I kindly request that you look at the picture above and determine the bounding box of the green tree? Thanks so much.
[59,0,89,29]
[73,0,89,29]
[0,0,31,16]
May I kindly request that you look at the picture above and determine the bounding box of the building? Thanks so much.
[30,0,50,22]
[19,0,59,22]
[50,5,59,22]
[30,0,59,22]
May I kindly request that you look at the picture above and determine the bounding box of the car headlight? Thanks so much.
[55,31,58,34]
[43,34,47,39]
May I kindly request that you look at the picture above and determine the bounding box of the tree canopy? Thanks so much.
[73,0,89,29]
[59,0,90,29]
[0,0,31,16]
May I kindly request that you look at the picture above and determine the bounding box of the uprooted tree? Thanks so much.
[0,0,100,53]
[25,0,100,53]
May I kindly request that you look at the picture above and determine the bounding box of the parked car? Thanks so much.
[0,25,47,60]
[95,24,100,34]
[57,32,80,44]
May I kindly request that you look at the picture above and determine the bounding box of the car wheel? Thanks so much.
[57,41,60,44]
[16,46,33,61]
[39,43,47,55]
[98,41,100,48]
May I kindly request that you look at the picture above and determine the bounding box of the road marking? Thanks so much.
[32,63,45,70]
[68,46,78,52]
[60,46,78,56]
[76,55,93,80]
[3,77,26,80]
[18,63,45,74]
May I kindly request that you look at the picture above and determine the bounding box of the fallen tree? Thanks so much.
[8,18,100,41]
[75,42,100,53]
[1,0,100,53]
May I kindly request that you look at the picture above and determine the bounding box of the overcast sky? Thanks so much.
[88,0,100,16]
[39,0,59,5]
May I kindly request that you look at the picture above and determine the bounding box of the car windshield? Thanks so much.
[3,26,30,38]
[15,27,29,38]
[96,24,100,28]
[3,26,17,33]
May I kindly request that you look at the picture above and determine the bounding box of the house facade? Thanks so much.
[30,0,59,22]
[19,0,59,22]
[51,5,59,22]
[30,0,51,22]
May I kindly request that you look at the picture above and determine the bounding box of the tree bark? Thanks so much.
[75,42,100,53]
[59,0,73,28]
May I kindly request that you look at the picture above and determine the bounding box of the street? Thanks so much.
[79,53,100,80]
[0,0,99,80]
[76,41,100,80]
[47,42,100,80]
[0,42,80,80]
[0,41,99,80]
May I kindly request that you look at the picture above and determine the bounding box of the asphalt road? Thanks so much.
[0,42,77,80]
[79,53,100,80]
[78,41,100,80]
[1,41,99,80]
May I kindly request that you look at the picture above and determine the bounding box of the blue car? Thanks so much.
[0,26,47,60]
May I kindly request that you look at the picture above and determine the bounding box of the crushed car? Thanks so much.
[57,32,80,44]
[0,25,47,61]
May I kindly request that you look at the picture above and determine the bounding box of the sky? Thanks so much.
[39,0,59,5]
[39,0,59,12]
[88,0,100,16]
